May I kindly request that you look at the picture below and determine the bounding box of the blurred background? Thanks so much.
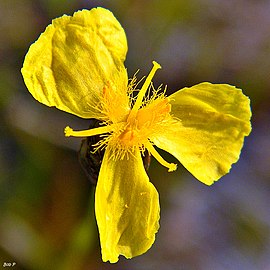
[0,0,269,269]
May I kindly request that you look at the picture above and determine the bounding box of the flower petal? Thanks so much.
[95,147,160,263]
[21,8,129,119]
[152,82,252,185]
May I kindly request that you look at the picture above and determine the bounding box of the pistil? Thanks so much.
[145,141,177,172]
[127,61,161,122]
[64,123,124,137]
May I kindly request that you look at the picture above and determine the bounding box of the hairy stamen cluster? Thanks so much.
[65,61,177,172]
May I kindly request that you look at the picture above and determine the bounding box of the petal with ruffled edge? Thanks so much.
[152,82,252,185]
[95,147,160,263]
[21,8,129,119]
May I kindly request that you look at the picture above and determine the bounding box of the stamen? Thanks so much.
[64,123,124,138]
[145,141,177,172]
[128,61,161,121]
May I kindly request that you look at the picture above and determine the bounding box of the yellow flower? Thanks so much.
[21,7,252,263]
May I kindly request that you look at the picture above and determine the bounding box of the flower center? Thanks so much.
[65,61,177,172]
[118,97,171,148]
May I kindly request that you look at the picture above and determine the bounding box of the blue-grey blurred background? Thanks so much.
[1,0,270,269]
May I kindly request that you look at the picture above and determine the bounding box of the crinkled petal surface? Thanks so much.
[95,147,160,263]
[152,82,252,185]
[21,8,129,119]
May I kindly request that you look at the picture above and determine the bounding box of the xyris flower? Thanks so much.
[21,7,251,263]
